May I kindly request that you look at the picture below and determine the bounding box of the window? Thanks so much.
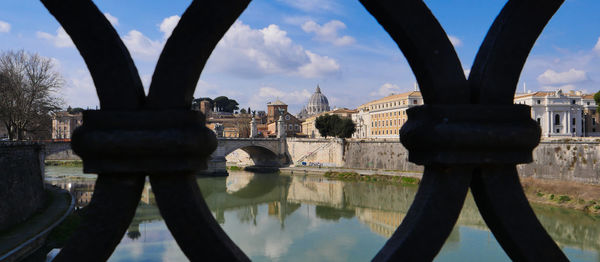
[536,118,541,125]
[556,129,560,133]
[587,102,590,105]
[554,114,560,125]
[593,118,596,126]
[572,118,576,125]
[572,128,576,133]
[537,100,541,104]
[572,100,576,105]
[413,99,417,104]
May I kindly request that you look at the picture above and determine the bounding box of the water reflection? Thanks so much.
[45,167,600,261]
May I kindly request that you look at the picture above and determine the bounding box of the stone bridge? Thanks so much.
[206,138,290,174]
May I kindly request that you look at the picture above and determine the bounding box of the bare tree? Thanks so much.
[0,50,63,140]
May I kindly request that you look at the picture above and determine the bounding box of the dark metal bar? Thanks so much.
[149,174,250,261]
[470,167,568,261]
[359,0,468,105]
[40,0,145,110]
[53,174,145,262]
[469,0,564,104]
[146,0,251,109]
[373,167,472,261]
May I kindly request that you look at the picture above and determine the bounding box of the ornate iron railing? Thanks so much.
[40,0,568,261]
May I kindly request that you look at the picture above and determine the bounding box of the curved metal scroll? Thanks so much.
[41,0,145,110]
[41,0,570,261]
[362,0,568,261]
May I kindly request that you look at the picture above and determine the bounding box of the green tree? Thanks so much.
[70,107,84,114]
[192,97,213,110]
[239,108,247,114]
[315,114,356,138]
[214,96,239,113]
[335,117,356,138]
[67,106,84,114]
[594,91,600,111]
[315,114,333,137]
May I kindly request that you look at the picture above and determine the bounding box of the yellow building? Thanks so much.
[354,91,422,139]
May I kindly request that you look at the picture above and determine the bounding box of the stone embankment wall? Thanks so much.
[44,141,80,161]
[0,142,46,231]
[286,138,344,167]
[343,140,422,172]
[286,138,600,185]
[518,140,600,185]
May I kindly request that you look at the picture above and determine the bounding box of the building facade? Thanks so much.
[352,91,423,139]
[582,94,600,137]
[266,99,302,137]
[514,90,598,137]
[51,111,83,140]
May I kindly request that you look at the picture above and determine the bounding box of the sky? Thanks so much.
[1,0,599,114]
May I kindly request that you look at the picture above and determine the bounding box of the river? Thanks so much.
[45,166,600,261]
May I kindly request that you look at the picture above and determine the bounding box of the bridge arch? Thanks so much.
[210,138,290,172]
[225,145,287,167]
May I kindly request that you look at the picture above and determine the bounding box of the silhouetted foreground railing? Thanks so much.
[39,0,568,261]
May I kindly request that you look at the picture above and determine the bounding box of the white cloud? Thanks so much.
[448,35,462,47]
[63,69,100,108]
[464,69,470,77]
[122,30,162,61]
[159,15,180,39]
[594,37,600,55]
[301,20,355,46]
[104,13,119,26]
[370,83,402,97]
[277,0,340,12]
[257,86,312,103]
[537,68,588,85]
[541,84,577,92]
[209,21,340,78]
[36,27,74,48]
[283,16,313,26]
[0,20,10,33]
[298,51,339,78]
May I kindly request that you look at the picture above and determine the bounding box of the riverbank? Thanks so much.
[521,177,600,214]
[0,186,74,261]
[278,165,600,215]
[45,160,82,167]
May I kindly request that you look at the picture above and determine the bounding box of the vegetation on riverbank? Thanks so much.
[226,165,243,171]
[521,178,600,214]
[323,171,420,185]
[45,160,82,167]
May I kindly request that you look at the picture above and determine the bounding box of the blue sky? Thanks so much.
[1,0,599,113]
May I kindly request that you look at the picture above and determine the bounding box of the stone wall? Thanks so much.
[286,138,344,167]
[343,140,422,172]
[518,141,600,184]
[286,138,600,185]
[0,142,46,231]
[44,141,80,161]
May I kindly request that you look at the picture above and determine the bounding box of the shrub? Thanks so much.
[400,177,419,185]
[557,195,571,203]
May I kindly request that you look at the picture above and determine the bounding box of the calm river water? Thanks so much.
[45,166,600,261]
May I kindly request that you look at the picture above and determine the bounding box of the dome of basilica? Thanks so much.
[297,85,330,120]
[308,86,329,108]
